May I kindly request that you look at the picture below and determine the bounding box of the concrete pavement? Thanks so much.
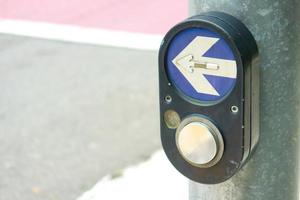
[0,34,160,200]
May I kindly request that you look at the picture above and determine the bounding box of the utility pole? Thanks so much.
[189,0,300,199]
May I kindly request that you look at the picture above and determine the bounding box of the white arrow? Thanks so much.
[172,36,237,96]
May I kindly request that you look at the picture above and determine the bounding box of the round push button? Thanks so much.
[176,116,224,168]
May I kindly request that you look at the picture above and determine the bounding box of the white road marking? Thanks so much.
[173,36,237,96]
[0,20,163,50]
[77,150,188,200]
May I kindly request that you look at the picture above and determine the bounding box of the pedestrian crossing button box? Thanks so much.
[159,12,259,184]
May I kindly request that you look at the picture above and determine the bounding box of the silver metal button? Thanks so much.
[176,116,224,168]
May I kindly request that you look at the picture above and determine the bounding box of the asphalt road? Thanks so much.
[0,34,161,200]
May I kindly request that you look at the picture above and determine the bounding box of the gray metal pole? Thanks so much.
[189,0,300,200]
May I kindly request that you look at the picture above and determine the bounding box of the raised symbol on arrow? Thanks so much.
[172,36,237,96]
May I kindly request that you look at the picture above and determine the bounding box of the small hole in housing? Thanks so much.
[231,105,239,113]
[164,95,172,104]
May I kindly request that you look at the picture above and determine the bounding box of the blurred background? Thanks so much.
[0,1,188,199]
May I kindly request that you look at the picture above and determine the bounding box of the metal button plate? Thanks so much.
[176,115,224,168]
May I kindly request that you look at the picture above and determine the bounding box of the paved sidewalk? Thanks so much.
[78,150,188,200]
[0,34,160,200]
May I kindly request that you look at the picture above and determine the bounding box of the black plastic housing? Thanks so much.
[159,12,259,184]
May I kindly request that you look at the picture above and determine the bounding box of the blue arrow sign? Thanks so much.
[166,27,237,102]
